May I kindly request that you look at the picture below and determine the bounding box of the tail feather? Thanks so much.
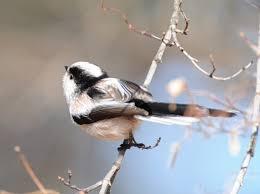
[135,115,199,125]
[133,100,236,118]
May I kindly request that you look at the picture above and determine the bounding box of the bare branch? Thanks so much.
[209,54,216,77]
[98,137,160,194]
[58,170,102,193]
[100,0,162,42]
[230,13,260,194]
[187,52,253,80]
[58,176,84,192]
[143,0,184,87]
[14,146,48,194]
[169,1,254,81]
[174,2,189,35]
[59,137,161,193]
[99,149,126,194]
[179,3,189,35]
[101,0,253,81]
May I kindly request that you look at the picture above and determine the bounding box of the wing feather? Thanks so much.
[72,78,152,125]
[87,78,152,102]
[72,102,148,125]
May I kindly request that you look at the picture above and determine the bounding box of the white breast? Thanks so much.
[80,116,140,141]
[69,93,95,116]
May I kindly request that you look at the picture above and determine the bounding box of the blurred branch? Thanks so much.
[245,0,260,9]
[168,130,191,168]
[1,146,59,194]
[230,13,260,194]
[240,32,259,55]
[190,90,246,115]
[166,79,254,166]
[14,146,48,194]
[0,190,59,194]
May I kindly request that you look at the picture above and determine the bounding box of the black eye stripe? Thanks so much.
[67,66,108,92]
[69,67,83,77]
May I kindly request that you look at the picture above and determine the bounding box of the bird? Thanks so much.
[63,61,235,141]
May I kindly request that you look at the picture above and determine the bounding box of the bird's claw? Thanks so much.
[117,135,161,151]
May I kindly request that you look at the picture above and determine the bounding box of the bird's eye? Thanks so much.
[69,74,73,80]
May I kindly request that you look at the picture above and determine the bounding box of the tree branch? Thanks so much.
[14,146,48,194]
[99,149,126,194]
[58,170,102,193]
[230,12,260,194]
[143,0,183,87]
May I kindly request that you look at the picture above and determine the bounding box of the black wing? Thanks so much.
[72,101,149,125]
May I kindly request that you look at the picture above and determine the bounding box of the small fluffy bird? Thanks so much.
[63,61,235,141]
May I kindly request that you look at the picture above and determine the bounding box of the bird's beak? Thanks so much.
[64,66,68,71]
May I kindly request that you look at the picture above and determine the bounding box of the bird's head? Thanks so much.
[63,61,108,103]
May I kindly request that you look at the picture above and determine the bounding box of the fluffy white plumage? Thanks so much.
[63,70,77,104]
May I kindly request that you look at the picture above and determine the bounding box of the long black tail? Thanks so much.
[133,100,236,118]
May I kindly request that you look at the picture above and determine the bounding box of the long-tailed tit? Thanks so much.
[63,61,235,141]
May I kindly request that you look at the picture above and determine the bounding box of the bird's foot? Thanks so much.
[117,135,161,151]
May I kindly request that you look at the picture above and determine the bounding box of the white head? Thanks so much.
[63,61,108,104]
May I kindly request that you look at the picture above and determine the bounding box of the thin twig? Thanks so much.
[175,30,253,80]
[100,0,162,42]
[58,170,102,193]
[58,176,84,192]
[14,146,48,194]
[174,2,189,35]
[230,13,260,194]
[190,56,253,81]
[209,54,216,77]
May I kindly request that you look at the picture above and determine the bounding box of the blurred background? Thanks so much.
[0,0,259,193]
